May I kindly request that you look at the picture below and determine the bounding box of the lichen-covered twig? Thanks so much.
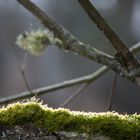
[16,0,140,83]
[78,0,140,71]
[0,42,140,105]
[16,0,126,76]
[1,0,139,105]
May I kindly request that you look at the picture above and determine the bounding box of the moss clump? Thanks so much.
[0,101,140,140]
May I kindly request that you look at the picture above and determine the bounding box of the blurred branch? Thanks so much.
[108,73,117,111]
[78,0,139,71]
[106,43,140,111]
[16,0,140,84]
[19,53,32,93]
[59,83,89,108]
[0,66,108,105]
[16,0,125,76]
[0,42,140,105]
[130,42,140,53]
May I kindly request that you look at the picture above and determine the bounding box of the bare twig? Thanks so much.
[19,53,32,93]
[60,83,89,108]
[0,42,140,105]
[130,42,140,53]
[19,53,39,97]
[0,66,108,105]
[107,42,140,110]
[108,73,117,111]
[78,0,139,70]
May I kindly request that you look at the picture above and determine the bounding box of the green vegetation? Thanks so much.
[0,100,140,140]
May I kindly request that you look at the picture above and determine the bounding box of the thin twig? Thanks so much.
[130,42,140,53]
[108,41,140,110]
[59,83,89,108]
[78,0,139,70]
[19,53,32,93]
[0,66,108,105]
[108,73,117,111]
[19,53,38,97]
[0,42,140,105]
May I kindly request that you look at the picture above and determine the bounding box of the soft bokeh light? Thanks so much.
[91,0,118,16]
[130,0,140,40]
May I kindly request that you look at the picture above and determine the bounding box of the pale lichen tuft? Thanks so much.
[16,28,62,55]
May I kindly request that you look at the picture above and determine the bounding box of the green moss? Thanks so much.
[0,101,140,140]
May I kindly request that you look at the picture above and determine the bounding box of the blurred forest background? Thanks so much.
[0,0,140,113]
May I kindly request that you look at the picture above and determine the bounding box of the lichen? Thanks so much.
[16,28,62,55]
[0,100,140,140]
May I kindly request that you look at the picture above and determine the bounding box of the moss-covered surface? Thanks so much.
[0,100,140,140]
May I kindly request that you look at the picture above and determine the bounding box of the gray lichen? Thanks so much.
[16,28,62,55]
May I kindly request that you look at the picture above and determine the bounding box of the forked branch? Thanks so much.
[5,0,139,105]
[0,66,108,104]
[0,43,140,105]
[16,0,125,75]
[78,0,140,71]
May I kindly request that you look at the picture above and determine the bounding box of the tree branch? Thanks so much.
[16,0,140,83]
[0,66,108,105]
[19,53,33,93]
[0,42,140,105]
[10,0,140,105]
[108,73,117,111]
[16,0,126,76]
[78,0,140,71]
[59,83,89,108]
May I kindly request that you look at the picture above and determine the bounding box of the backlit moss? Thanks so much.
[0,101,140,140]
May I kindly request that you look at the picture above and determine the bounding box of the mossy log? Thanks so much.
[0,101,140,140]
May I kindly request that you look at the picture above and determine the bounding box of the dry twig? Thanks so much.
[78,0,139,71]
[0,66,108,104]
